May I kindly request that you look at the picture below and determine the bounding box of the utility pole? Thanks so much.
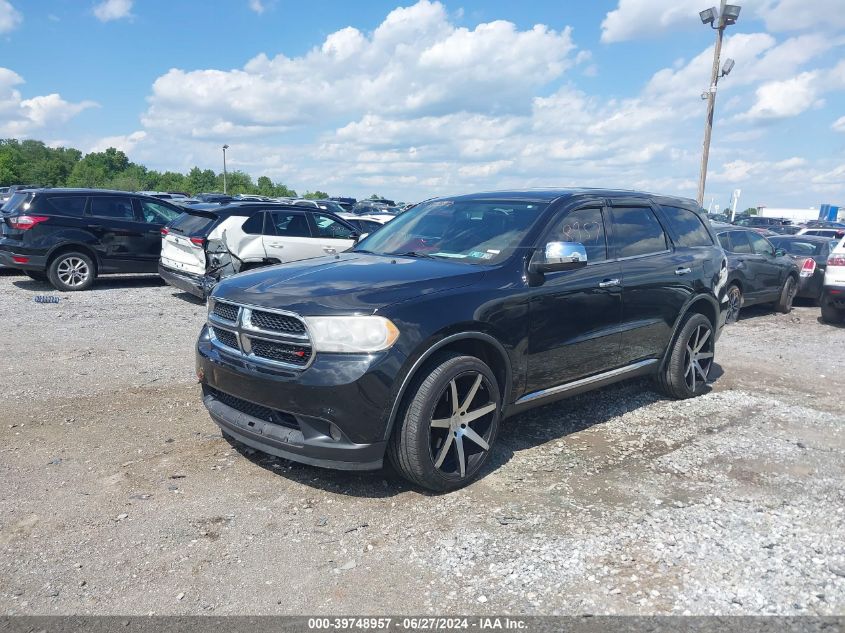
[222,144,229,194]
[696,1,740,206]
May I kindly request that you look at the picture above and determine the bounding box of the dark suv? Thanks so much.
[196,189,727,491]
[0,188,183,290]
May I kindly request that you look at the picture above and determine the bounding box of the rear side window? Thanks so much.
[90,196,135,220]
[610,206,668,258]
[271,211,311,237]
[47,196,87,217]
[661,206,713,247]
[169,211,218,237]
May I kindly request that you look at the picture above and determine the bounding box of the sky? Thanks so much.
[1,0,844,209]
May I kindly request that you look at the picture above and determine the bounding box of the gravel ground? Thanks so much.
[0,270,843,616]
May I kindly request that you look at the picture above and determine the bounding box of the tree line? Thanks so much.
[0,139,329,199]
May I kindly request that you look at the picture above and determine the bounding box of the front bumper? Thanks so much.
[158,262,215,299]
[196,327,404,470]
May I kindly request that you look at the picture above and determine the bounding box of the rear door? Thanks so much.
[86,195,149,272]
[264,210,320,262]
[609,201,682,365]
[308,212,358,255]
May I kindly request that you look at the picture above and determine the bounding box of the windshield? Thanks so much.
[353,199,548,265]
[770,238,826,256]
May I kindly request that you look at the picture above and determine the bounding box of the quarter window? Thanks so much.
[271,212,311,237]
[661,206,713,247]
[241,213,265,235]
[89,196,135,220]
[547,207,607,262]
[610,206,668,258]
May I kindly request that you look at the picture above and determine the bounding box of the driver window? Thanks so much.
[313,213,354,240]
[748,232,774,256]
[547,207,607,262]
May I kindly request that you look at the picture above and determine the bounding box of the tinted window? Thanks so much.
[547,207,607,262]
[2,192,33,214]
[769,239,825,257]
[139,200,180,224]
[169,211,217,237]
[271,212,311,237]
[358,220,383,234]
[47,196,87,217]
[662,206,713,247]
[726,231,753,254]
[610,206,667,258]
[313,213,355,239]
[90,196,135,220]
[748,232,774,256]
[241,213,265,235]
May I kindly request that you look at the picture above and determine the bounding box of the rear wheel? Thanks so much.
[725,284,742,324]
[774,275,797,313]
[47,252,96,291]
[657,313,714,400]
[24,270,48,282]
[388,352,501,492]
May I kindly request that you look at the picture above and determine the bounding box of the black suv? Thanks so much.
[0,188,183,291]
[196,189,727,491]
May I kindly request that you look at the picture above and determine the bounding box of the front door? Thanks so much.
[746,231,785,299]
[526,205,622,393]
[309,212,358,256]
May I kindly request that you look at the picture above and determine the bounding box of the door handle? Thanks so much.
[598,278,620,288]
[674,267,692,275]
[323,247,337,254]
[268,243,284,248]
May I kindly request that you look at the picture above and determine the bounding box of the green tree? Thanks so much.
[186,167,217,195]
[302,190,329,199]
[67,147,130,188]
[256,176,274,196]
[742,207,758,216]
[217,170,254,195]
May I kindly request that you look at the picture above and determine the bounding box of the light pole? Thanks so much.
[222,144,229,194]
[696,1,740,206]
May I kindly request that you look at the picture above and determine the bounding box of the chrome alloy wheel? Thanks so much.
[725,286,741,324]
[684,323,714,391]
[56,257,91,287]
[429,372,497,478]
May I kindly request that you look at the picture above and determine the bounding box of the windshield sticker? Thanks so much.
[486,249,500,254]
[468,251,495,260]
[431,252,467,258]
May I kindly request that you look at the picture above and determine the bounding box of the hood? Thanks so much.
[212,252,487,315]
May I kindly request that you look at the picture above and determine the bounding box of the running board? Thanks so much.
[514,359,659,406]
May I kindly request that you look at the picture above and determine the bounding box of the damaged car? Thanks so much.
[159,203,361,299]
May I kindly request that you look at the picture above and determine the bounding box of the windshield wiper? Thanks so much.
[389,251,436,259]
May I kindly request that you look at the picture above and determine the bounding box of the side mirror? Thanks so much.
[529,241,588,274]
[774,248,786,257]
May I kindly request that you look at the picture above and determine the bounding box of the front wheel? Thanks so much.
[388,352,501,492]
[657,313,714,400]
[774,275,797,313]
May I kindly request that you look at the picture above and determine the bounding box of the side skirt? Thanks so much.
[504,359,659,417]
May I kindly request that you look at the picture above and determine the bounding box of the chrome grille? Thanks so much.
[207,301,313,370]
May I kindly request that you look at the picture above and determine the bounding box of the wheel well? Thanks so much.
[47,244,99,273]
[727,278,742,292]
[684,296,718,329]
[433,338,509,401]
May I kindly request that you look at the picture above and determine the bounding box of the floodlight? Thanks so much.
[722,5,741,24]
[699,7,718,24]
[721,58,735,76]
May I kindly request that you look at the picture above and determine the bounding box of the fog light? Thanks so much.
[329,423,343,442]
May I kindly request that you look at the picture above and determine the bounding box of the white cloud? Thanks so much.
[601,0,700,43]
[141,0,577,138]
[89,130,147,153]
[833,116,845,133]
[248,0,266,14]
[0,67,97,136]
[93,0,133,22]
[0,0,21,33]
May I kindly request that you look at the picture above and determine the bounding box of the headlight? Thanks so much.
[304,316,400,353]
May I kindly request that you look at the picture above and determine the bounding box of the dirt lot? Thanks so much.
[0,270,843,616]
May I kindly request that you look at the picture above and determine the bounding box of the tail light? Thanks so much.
[190,237,206,247]
[160,227,169,236]
[800,258,816,277]
[829,254,845,267]
[8,215,49,230]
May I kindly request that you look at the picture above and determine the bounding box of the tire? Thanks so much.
[821,301,844,324]
[657,313,714,400]
[725,284,742,324]
[24,270,48,282]
[388,352,501,492]
[47,252,96,292]
[774,275,797,313]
